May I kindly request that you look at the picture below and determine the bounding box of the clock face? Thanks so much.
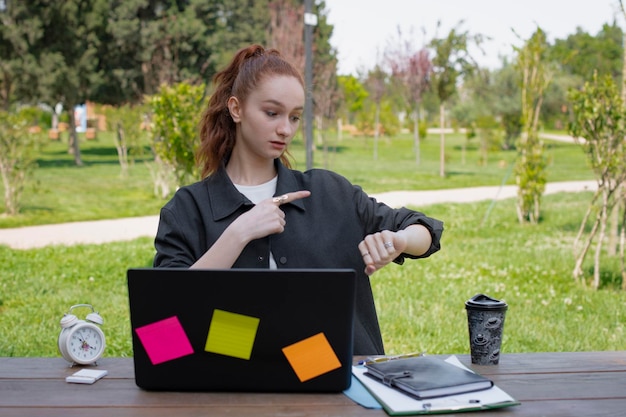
[66,324,105,364]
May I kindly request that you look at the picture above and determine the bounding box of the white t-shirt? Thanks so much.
[234,176,279,269]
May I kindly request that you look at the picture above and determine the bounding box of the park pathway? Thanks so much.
[0,180,597,249]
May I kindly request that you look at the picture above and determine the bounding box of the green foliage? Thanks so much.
[550,23,623,82]
[515,132,548,223]
[92,0,262,102]
[568,73,626,178]
[429,21,483,176]
[0,0,112,165]
[0,109,45,215]
[4,1,108,105]
[337,75,369,121]
[101,103,151,157]
[492,63,522,149]
[514,28,552,223]
[207,0,271,71]
[355,100,400,137]
[567,73,626,287]
[150,82,206,187]
[418,119,428,140]
[15,106,52,129]
[0,1,334,109]
[430,22,482,104]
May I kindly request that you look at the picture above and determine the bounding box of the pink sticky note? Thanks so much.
[135,316,194,365]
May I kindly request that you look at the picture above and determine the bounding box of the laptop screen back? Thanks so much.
[127,268,356,392]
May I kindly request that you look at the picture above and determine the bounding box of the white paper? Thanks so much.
[65,369,108,384]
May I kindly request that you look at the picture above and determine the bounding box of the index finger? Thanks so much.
[272,190,311,205]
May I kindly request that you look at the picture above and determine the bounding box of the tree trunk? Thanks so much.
[317,115,329,170]
[0,161,18,215]
[620,208,626,290]
[613,3,626,258]
[414,105,420,165]
[574,188,602,250]
[67,107,83,166]
[439,103,445,177]
[593,189,610,289]
[608,198,620,256]
[115,122,129,178]
[374,103,380,161]
[573,213,600,284]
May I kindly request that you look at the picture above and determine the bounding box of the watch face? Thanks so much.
[68,324,105,364]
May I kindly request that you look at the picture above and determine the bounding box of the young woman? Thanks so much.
[153,44,444,355]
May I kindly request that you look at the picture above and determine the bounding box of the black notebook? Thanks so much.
[365,356,493,399]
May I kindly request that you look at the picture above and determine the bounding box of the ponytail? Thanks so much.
[197,44,304,178]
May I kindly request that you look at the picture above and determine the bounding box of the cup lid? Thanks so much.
[465,293,508,310]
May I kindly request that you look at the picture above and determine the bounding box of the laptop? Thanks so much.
[127,268,356,392]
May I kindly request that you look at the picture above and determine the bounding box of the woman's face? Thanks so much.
[229,75,305,162]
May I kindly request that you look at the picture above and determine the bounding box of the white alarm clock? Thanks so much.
[58,304,106,366]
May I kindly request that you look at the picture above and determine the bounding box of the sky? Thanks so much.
[323,0,621,75]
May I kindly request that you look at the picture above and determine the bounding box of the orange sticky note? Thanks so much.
[282,332,341,382]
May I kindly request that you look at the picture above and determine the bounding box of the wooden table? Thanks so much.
[1,351,625,416]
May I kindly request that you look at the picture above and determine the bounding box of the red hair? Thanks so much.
[197,44,305,178]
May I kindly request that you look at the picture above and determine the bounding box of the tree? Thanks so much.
[208,0,272,72]
[0,1,30,110]
[1,1,111,166]
[336,75,368,124]
[311,0,340,161]
[267,0,338,169]
[550,23,623,83]
[100,102,150,178]
[102,0,222,104]
[0,109,42,215]
[568,73,626,289]
[267,0,305,71]
[452,68,500,165]
[386,27,432,165]
[150,82,206,194]
[514,28,552,224]
[364,64,387,161]
[430,21,482,177]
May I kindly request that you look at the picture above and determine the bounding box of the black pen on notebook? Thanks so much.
[358,351,425,365]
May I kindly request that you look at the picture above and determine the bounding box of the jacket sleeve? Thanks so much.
[352,183,444,263]
[153,205,198,268]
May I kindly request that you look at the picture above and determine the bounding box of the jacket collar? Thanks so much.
[206,159,306,221]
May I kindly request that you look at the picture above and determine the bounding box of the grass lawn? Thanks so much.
[0,129,624,357]
[0,129,593,227]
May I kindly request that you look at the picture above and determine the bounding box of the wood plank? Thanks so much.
[490,371,626,401]
[0,380,356,407]
[0,357,134,379]
[2,353,626,417]
[3,370,624,407]
[462,351,626,375]
[0,406,386,417]
[504,399,626,417]
[3,352,624,380]
[1,399,624,417]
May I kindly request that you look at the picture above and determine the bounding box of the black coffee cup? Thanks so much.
[465,294,508,365]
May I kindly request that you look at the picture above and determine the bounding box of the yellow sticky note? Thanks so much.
[282,332,341,382]
[205,309,260,360]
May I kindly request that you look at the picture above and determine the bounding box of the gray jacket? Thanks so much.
[154,160,443,354]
